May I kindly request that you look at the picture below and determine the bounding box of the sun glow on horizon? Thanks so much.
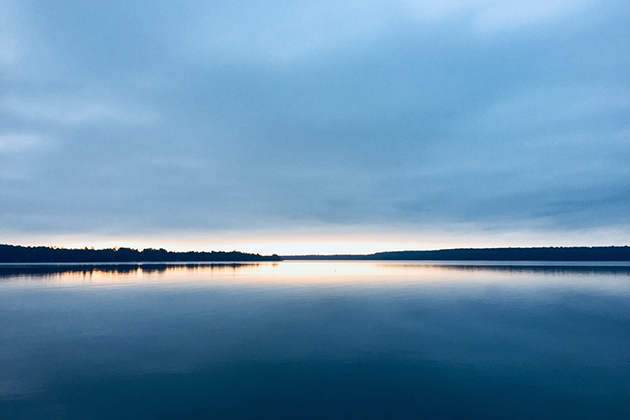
[3,227,628,256]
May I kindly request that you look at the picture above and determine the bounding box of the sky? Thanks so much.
[1,0,629,255]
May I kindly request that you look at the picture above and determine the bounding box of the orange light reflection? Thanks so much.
[1,261,629,294]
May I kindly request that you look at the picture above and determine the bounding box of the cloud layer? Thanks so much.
[1,0,628,249]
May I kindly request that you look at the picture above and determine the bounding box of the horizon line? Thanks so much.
[3,242,629,257]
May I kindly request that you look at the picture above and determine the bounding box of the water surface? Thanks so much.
[1,261,629,419]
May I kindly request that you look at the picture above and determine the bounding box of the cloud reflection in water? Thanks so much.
[0,262,628,419]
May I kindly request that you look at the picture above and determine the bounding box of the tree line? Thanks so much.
[0,244,281,263]
[284,246,630,261]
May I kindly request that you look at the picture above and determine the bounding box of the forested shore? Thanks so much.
[285,246,630,261]
[0,244,281,263]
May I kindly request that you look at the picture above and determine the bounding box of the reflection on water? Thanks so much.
[428,262,630,275]
[0,262,266,277]
[1,262,629,419]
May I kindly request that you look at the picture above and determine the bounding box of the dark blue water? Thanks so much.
[1,262,629,419]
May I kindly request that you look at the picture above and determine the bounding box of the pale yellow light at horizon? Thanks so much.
[3,226,628,255]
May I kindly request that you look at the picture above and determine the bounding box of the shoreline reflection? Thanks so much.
[393,262,630,276]
[0,261,628,293]
[0,262,264,281]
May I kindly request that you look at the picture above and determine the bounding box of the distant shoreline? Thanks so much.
[0,244,281,263]
[282,246,630,261]
[2,244,629,263]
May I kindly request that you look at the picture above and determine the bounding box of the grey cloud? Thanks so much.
[0,0,628,243]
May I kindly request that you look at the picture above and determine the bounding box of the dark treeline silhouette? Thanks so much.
[284,246,630,261]
[0,244,281,263]
[4,244,629,263]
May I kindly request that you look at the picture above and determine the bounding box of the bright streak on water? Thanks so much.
[1,261,629,419]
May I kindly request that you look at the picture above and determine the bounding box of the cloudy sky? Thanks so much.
[1,0,629,254]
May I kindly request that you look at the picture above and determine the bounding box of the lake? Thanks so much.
[1,261,629,419]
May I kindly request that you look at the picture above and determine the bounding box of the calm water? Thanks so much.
[1,261,629,419]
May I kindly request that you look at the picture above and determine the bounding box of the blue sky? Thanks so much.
[1,0,629,254]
